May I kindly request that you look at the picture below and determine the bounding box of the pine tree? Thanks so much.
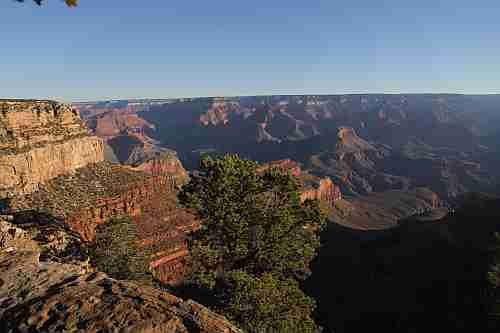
[178,155,326,332]
[89,217,152,283]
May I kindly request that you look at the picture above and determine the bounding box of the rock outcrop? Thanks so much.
[127,149,189,184]
[336,126,376,154]
[86,109,155,140]
[0,220,242,333]
[0,100,104,198]
[199,97,242,126]
[257,159,342,206]
[300,177,342,204]
[2,100,194,286]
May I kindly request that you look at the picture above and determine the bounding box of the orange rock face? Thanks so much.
[85,107,155,140]
[0,101,105,198]
[258,159,342,206]
[9,165,196,285]
[64,174,178,241]
[300,178,342,204]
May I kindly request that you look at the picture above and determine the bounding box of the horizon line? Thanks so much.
[69,92,500,104]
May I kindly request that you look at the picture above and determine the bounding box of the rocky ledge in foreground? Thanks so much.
[0,221,241,333]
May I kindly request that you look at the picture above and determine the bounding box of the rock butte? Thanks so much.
[257,159,342,204]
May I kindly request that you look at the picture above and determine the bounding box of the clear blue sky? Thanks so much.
[1,0,499,101]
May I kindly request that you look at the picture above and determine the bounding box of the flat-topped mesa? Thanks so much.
[0,100,104,198]
[258,159,342,205]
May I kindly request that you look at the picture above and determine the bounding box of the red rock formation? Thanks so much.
[85,107,154,140]
[257,159,302,177]
[258,159,342,206]
[65,174,179,242]
[69,174,197,285]
[300,178,342,204]
[2,101,194,286]
[130,152,190,182]
[7,159,194,286]
[150,246,190,285]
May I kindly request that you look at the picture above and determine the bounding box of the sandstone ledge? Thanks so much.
[0,248,241,333]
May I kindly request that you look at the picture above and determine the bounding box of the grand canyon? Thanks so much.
[1,95,499,332]
[3,1,500,332]
[77,94,500,200]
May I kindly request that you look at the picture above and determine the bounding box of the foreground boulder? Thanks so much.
[0,221,242,333]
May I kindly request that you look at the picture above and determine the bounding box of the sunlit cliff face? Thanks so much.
[0,100,104,198]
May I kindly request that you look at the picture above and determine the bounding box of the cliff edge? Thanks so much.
[0,100,104,198]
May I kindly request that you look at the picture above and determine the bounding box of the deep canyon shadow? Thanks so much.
[306,197,500,333]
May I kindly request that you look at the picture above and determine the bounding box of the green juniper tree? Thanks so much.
[89,217,152,283]
[179,155,326,333]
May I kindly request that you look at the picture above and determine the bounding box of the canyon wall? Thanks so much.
[2,101,193,286]
[0,100,104,198]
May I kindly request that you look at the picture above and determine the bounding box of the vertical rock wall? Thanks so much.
[0,101,105,198]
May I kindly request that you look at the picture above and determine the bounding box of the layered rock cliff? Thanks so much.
[2,100,194,286]
[0,100,104,198]
[6,160,195,284]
